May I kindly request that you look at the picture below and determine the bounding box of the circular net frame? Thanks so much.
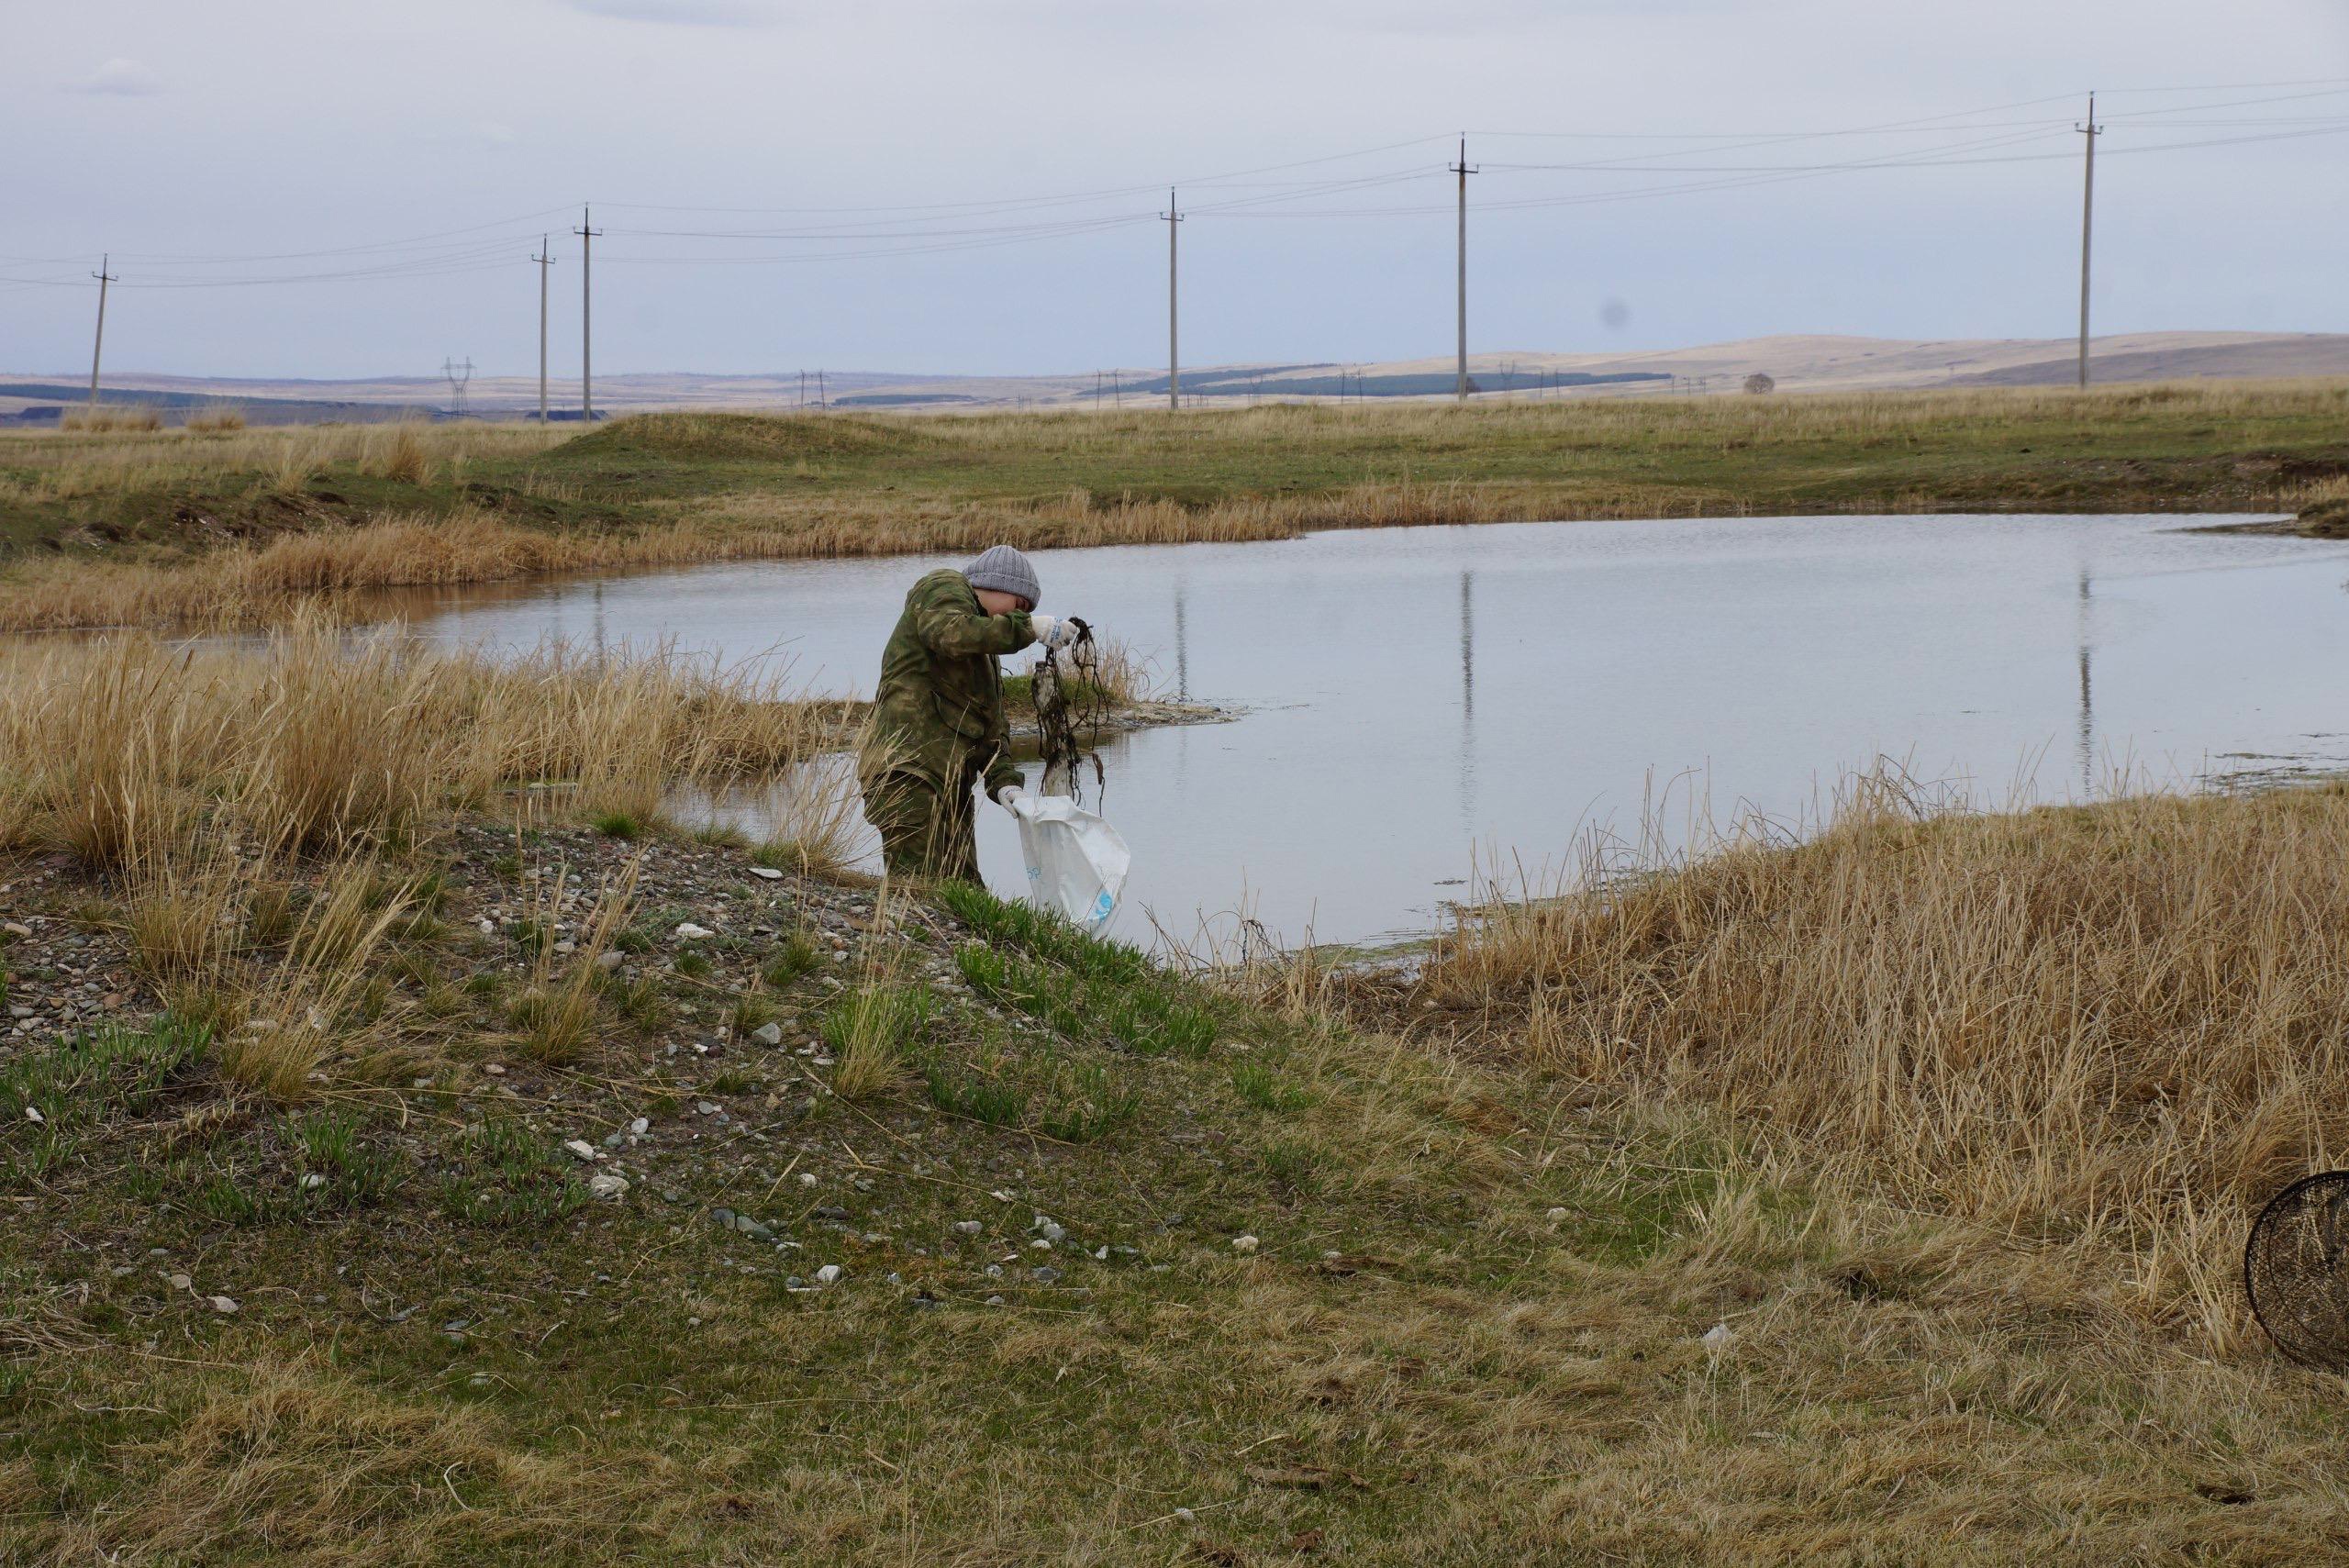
[2244,1172,2349,1370]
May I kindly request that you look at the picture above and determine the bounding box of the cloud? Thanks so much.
[68,58,164,96]
[563,0,774,24]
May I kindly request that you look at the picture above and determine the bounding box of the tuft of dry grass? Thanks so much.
[215,871,408,1099]
[512,860,639,1063]
[58,406,162,434]
[183,408,247,434]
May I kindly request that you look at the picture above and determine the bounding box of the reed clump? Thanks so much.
[1379,769,2349,1334]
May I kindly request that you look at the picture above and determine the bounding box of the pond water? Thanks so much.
[374,515,2349,948]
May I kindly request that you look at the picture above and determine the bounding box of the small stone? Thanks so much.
[696,1100,720,1117]
[813,1205,851,1222]
[735,1215,774,1241]
[596,949,625,971]
[798,1172,818,1186]
[953,1220,983,1235]
[1546,1207,1569,1222]
[1230,1235,1260,1254]
[816,1263,841,1284]
[552,940,576,956]
[710,1207,736,1229]
[478,918,496,935]
[751,1022,784,1047]
[602,1131,626,1149]
[1033,1217,1066,1244]
[1094,1245,1109,1261]
[483,1063,507,1076]
[7,1006,30,1021]
[588,1173,630,1200]
[562,1139,599,1162]
[23,1105,42,1123]
[2,921,31,940]
[299,1172,328,1190]
[674,922,714,940]
[785,1276,806,1290]
[167,1273,192,1291]
[1701,1322,1734,1353]
[985,1295,1005,1307]
[990,1189,1015,1203]
[1031,1266,1061,1284]
[985,1263,1003,1279]
[750,867,785,880]
[208,1296,239,1314]
[629,1117,649,1135]
[1173,1507,1197,1525]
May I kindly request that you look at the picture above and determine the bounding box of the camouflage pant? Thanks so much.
[863,769,982,884]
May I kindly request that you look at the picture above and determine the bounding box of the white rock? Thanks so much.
[1173,1507,1197,1525]
[562,1139,599,1162]
[23,1105,41,1123]
[816,1263,841,1284]
[674,922,715,940]
[1545,1207,1569,1221]
[750,867,785,881]
[167,1273,192,1291]
[552,940,576,956]
[2,920,32,939]
[1700,1322,1734,1352]
[629,1117,650,1135]
[208,1295,239,1314]
[953,1219,983,1235]
[798,1172,818,1186]
[1230,1235,1260,1254]
[596,949,625,971]
[483,1063,507,1076]
[300,1173,327,1190]
[477,918,496,935]
[588,1173,631,1201]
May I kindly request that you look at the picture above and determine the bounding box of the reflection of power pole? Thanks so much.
[88,254,117,407]
[1452,137,1477,401]
[1460,568,1478,825]
[1162,189,1184,412]
[573,206,602,420]
[2076,94,2102,390]
[2076,565,2095,795]
[1173,582,1190,700]
[531,236,555,422]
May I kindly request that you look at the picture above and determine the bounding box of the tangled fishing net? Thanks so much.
[2245,1171,2349,1370]
[1030,617,1108,806]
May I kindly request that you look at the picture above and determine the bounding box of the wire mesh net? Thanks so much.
[2244,1172,2349,1370]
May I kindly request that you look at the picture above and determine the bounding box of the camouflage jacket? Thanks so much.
[857,569,1034,795]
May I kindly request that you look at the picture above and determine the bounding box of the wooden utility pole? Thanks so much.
[1162,189,1184,411]
[531,236,555,422]
[88,254,117,407]
[1452,138,1477,401]
[573,206,602,420]
[2076,94,2101,389]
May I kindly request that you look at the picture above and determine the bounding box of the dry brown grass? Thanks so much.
[58,405,162,434]
[1376,768,2349,1343]
[183,408,247,434]
[0,419,562,501]
[512,859,639,1063]
[216,870,409,1099]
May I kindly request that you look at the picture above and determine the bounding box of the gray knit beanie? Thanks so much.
[963,544,1040,607]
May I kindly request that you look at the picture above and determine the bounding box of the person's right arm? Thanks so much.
[913,577,1031,658]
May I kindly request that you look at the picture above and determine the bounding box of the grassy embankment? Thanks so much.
[4,380,2349,630]
[7,624,2349,1561]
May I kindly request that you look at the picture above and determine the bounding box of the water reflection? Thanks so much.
[374,514,2349,946]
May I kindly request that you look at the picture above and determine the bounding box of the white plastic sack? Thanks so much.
[1010,794,1130,931]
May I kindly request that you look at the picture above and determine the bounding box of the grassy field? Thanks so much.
[4,380,2348,629]
[6,629,2349,1562]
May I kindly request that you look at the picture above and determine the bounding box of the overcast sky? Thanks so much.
[6,0,2347,380]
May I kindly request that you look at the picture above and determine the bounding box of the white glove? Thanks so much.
[1027,614,1077,651]
[993,784,1034,817]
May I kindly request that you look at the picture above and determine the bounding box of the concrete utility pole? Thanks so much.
[1162,188,1184,411]
[87,254,117,407]
[1452,138,1477,401]
[2076,94,2101,390]
[573,206,602,420]
[531,237,555,422]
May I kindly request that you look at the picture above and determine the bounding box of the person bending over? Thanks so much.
[857,544,1078,883]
